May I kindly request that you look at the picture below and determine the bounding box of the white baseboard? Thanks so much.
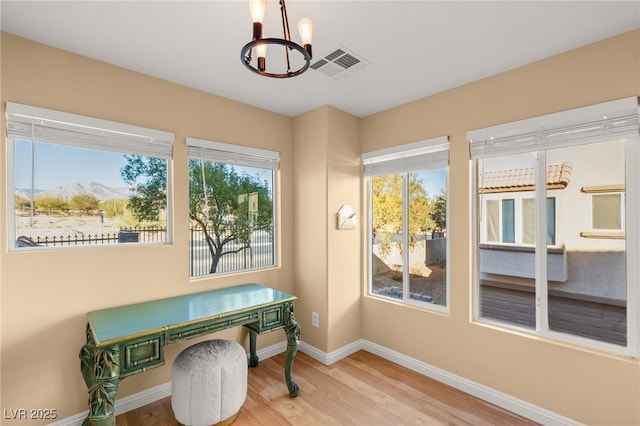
[357,340,583,426]
[48,411,87,426]
[52,339,581,426]
[299,339,363,365]
[300,339,581,426]
[255,340,287,360]
[49,343,285,426]
[48,381,173,426]
[302,339,581,426]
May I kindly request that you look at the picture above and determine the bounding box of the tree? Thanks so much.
[408,174,435,239]
[69,193,100,215]
[430,191,446,236]
[371,174,403,256]
[99,198,129,219]
[371,173,434,256]
[120,155,167,223]
[121,155,273,274]
[35,194,68,214]
[15,193,32,213]
[189,160,272,273]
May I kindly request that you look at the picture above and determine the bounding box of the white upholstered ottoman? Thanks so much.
[171,339,248,426]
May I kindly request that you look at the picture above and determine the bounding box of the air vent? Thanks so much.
[310,46,371,80]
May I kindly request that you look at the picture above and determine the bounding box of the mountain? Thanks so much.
[17,182,132,201]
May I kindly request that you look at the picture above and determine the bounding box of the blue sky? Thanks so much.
[14,139,443,195]
[14,140,128,189]
[13,140,274,191]
[414,168,447,197]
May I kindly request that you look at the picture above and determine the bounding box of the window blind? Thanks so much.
[468,97,639,159]
[186,137,280,170]
[362,136,449,176]
[6,102,174,158]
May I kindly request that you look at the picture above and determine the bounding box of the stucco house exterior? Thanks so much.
[478,140,626,344]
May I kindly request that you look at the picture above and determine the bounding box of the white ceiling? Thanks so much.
[1,1,639,117]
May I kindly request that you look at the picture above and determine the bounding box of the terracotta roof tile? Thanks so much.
[480,162,572,193]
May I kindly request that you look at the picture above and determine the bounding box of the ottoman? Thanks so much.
[171,339,248,426]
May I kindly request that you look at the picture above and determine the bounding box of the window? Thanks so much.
[592,194,622,229]
[186,137,278,278]
[522,198,534,244]
[484,196,556,245]
[486,199,500,242]
[470,97,639,356]
[363,136,449,311]
[580,184,626,239]
[7,102,174,250]
[501,199,515,243]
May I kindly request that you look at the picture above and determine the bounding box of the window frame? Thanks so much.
[363,136,450,313]
[186,137,279,278]
[6,102,174,251]
[591,192,624,231]
[482,195,557,246]
[469,97,639,357]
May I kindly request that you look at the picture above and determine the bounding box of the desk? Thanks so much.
[79,284,300,426]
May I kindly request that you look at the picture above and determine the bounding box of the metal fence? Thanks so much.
[24,226,168,246]
[119,226,168,243]
[189,227,274,276]
[21,226,274,276]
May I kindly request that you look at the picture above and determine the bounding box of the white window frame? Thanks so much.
[363,136,450,313]
[6,102,174,250]
[591,192,625,231]
[186,137,279,278]
[481,195,558,246]
[469,97,639,357]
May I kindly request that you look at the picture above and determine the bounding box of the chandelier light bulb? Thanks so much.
[255,43,267,71]
[249,0,265,40]
[249,0,265,23]
[255,43,267,58]
[298,17,313,57]
[297,18,313,44]
[241,0,313,78]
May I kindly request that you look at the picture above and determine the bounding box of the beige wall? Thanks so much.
[293,106,361,353]
[293,107,330,350]
[0,33,295,423]
[2,27,640,426]
[360,29,640,425]
[326,107,361,352]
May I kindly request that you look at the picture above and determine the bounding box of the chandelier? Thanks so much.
[241,0,313,78]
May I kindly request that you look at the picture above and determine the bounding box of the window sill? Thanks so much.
[580,231,625,239]
[365,292,450,315]
[479,244,567,282]
[479,243,565,254]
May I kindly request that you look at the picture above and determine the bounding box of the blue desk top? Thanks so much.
[87,283,295,345]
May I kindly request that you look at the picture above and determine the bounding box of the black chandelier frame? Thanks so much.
[241,38,311,78]
[241,0,312,79]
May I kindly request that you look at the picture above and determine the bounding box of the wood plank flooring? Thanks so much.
[117,350,538,426]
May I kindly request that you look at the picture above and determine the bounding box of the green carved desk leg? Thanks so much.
[248,330,259,367]
[79,324,121,426]
[283,302,300,397]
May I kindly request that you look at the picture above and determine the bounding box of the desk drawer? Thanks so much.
[166,312,259,344]
[122,336,164,373]
[260,306,284,331]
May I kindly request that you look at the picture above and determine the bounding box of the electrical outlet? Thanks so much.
[312,312,319,328]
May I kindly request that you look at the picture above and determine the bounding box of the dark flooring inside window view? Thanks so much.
[481,283,626,346]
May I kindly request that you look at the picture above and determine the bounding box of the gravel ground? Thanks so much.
[15,214,120,239]
[372,263,447,306]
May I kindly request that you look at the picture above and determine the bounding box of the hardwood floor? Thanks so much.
[117,350,538,425]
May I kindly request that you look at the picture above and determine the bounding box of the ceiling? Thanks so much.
[1,1,639,118]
